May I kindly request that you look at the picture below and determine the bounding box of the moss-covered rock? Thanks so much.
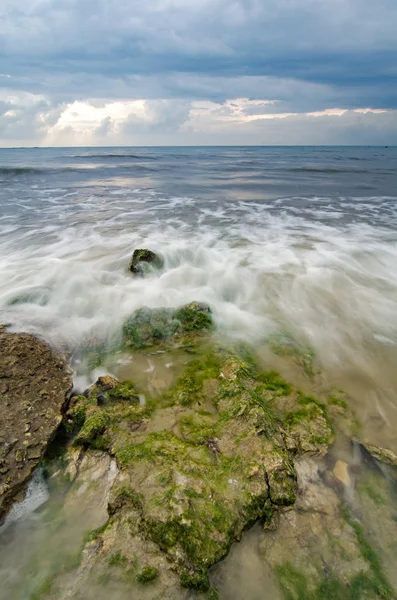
[64,376,142,449]
[174,302,213,333]
[136,566,159,584]
[122,302,214,349]
[58,344,336,591]
[128,248,163,276]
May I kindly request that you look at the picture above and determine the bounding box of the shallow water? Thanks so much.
[1,146,397,597]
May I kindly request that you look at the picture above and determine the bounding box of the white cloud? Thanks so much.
[1,95,389,147]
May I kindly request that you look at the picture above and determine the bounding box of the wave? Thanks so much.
[0,164,159,177]
[285,167,393,175]
[0,167,45,175]
[67,153,157,160]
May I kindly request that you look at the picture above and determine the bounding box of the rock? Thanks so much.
[64,377,139,444]
[260,457,387,599]
[332,459,351,487]
[56,346,337,592]
[122,302,213,349]
[358,440,397,468]
[128,249,163,276]
[0,325,72,521]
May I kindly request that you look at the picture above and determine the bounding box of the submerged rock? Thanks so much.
[57,345,333,593]
[333,459,351,487]
[358,440,397,468]
[260,457,396,600]
[122,301,213,349]
[0,325,72,521]
[128,248,163,276]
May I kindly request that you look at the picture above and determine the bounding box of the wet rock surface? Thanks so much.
[128,248,163,276]
[122,301,213,349]
[0,325,72,521]
[51,339,333,594]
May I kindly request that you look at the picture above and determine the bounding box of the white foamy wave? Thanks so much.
[1,189,397,378]
[1,469,49,530]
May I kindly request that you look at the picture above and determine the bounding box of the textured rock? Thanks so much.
[0,325,72,521]
[128,249,163,276]
[358,440,397,468]
[122,302,213,349]
[260,457,395,599]
[333,459,351,487]
[59,346,332,592]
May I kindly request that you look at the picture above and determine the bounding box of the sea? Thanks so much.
[1,146,397,442]
[0,146,397,598]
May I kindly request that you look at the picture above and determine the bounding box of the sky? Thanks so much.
[0,0,396,146]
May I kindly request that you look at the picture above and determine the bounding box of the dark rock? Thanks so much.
[128,249,163,276]
[0,325,72,521]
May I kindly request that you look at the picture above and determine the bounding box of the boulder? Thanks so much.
[0,325,72,521]
[122,302,213,349]
[58,346,333,592]
[128,249,163,276]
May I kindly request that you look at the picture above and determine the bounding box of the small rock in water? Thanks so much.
[333,459,351,487]
[357,440,397,468]
[128,248,163,276]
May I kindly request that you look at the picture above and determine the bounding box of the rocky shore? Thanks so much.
[1,251,396,600]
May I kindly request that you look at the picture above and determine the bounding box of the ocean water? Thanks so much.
[1,146,397,448]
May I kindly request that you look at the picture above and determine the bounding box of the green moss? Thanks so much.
[245,387,280,426]
[109,487,144,514]
[166,352,221,407]
[328,394,348,409]
[179,413,217,444]
[284,393,329,426]
[180,567,210,592]
[74,409,109,448]
[174,303,213,332]
[115,431,187,466]
[107,380,139,403]
[64,395,97,435]
[136,566,159,584]
[122,307,180,349]
[146,518,180,550]
[256,370,292,396]
[342,507,394,599]
[108,551,128,566]
[84,521,109,543]
[276,563,354,600]
[276,563,309,600]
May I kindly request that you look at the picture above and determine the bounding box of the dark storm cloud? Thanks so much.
[1,0,396,108]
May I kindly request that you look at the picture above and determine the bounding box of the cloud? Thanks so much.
[29,98,397,147]
[0,0,396,145]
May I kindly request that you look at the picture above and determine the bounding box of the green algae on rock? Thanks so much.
[128,248,163,276]
[261,457,396,600]
[58,344,335,593]
[122,301,214,349]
